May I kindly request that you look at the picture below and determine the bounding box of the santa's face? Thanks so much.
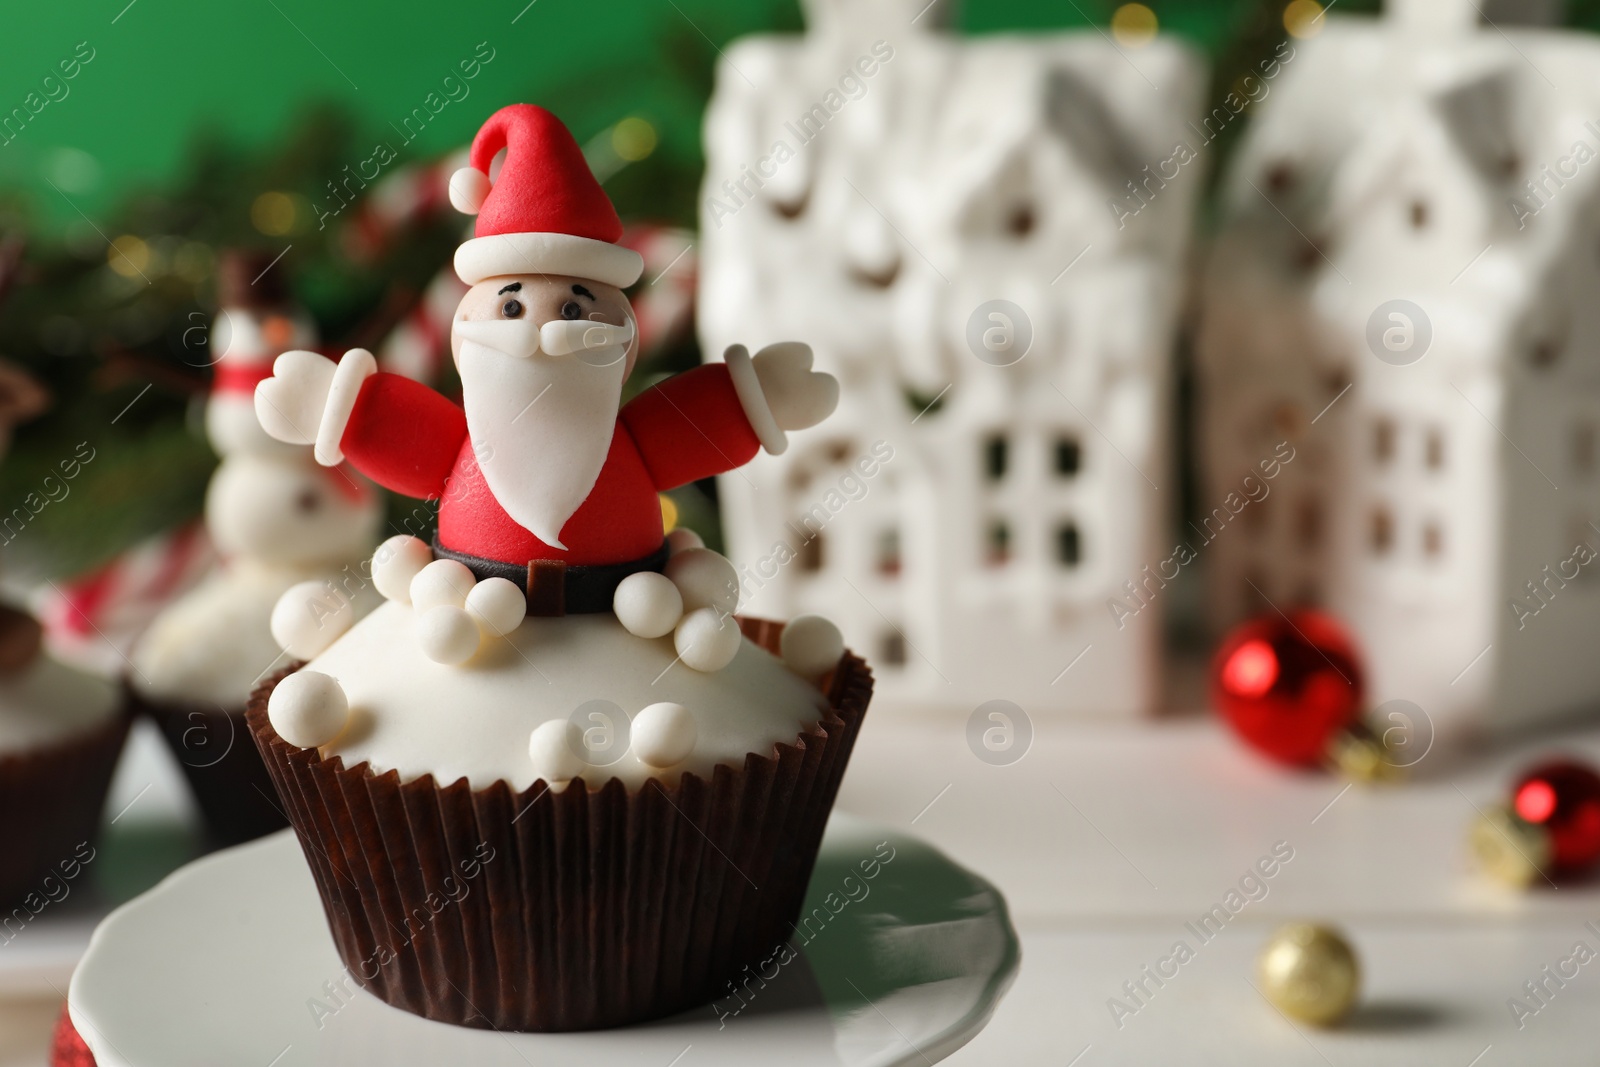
[450,274,639,550]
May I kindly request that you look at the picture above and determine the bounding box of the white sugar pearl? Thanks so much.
[632,702,697,768]
[411,558,475,612]
[418,605,480,665]
[674,607,742,672]
[271,580,355,659]
[268,670,350,748]
[664,548,740,615]
[528,719,584,784]
[372,535,433,603]
[666,527,704,555]
[465,577,525,637]
[780,615,845,678]
[613,571,683,638]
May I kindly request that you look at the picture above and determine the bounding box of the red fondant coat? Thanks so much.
[340,365,759,566]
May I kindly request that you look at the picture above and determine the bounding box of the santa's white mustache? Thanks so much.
[454,316,635,365]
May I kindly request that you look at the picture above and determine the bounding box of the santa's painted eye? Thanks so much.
[501,299,524,319]
[561,301,583,320]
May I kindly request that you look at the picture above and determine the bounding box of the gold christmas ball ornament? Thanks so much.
[1327,720,1406,783]
[1469,803,1551,889]
[1257,922,1361,1026]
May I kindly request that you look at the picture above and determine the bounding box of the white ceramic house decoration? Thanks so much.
[699,0,1205,714]
[1197,0,1600,736]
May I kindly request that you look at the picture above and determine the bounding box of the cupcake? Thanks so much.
[128,251,382,845]
[246,102,861,1030]
[0,606,129,911]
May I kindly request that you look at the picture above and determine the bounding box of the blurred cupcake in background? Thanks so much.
[127,252,381,845]
[0,354,130,908]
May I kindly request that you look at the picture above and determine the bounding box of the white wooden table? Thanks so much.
[11,703,1600,1065]
[838,705,1600,1066]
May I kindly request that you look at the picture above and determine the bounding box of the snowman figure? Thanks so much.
[130,252,383,717]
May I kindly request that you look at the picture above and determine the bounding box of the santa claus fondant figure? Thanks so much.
[256,104,837,659]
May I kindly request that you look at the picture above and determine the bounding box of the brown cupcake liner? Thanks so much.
[0,705,131,912]
[128,686,288,846]
[246,616,873,1032]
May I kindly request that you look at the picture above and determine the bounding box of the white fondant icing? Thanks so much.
[372,535,432,603]
[267,670,349,748]
[665,548,740,615]
[632,701,696,769]
[131,560,378,708]
[418,605,479,665]
[0,653,119,757]
[613,571,683,639]
[780,614,845,678]
[410,559,475,613]
[465,577,525,638]
[308,605,827,791]
[673,608,742,673]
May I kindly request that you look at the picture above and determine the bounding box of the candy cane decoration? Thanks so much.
[35,521,215,676]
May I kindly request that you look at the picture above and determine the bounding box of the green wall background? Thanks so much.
[0,0,1276,231]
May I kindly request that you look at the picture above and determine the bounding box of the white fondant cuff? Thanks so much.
[725,344,788,456]
[315,348,377,466]
[454,232,645,288]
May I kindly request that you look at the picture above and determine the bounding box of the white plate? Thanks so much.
[68,813,1018,1066]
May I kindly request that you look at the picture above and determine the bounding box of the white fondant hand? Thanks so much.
[752,342,839,431]
[254,350,337,446]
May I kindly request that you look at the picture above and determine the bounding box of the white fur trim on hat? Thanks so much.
[454,232,644,288]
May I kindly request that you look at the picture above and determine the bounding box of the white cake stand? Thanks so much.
[67,813,1018,1066]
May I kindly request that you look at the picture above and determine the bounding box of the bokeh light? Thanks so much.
[612,117,659,163]
[1111,3,1159,48]
[1284,0,1325,38]
[251,191,298,236]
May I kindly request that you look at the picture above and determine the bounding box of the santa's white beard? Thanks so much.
[456,343,626,550]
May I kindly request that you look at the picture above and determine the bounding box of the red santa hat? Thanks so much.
[448,104,644,289]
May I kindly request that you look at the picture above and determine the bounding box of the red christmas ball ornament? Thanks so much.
[1212,610,1364,767]
[1511,759,1600,874]
[50,1005,97,1067]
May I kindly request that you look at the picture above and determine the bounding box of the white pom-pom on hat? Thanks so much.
[448,166,492,215]
[633,702,697,768]
[614,571,683,639]
[781,614,845,678]
[271,580,355,659]
[373,535,433,603]
[268,670,350,748]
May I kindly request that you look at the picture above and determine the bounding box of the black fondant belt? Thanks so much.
[431,536,670,617]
